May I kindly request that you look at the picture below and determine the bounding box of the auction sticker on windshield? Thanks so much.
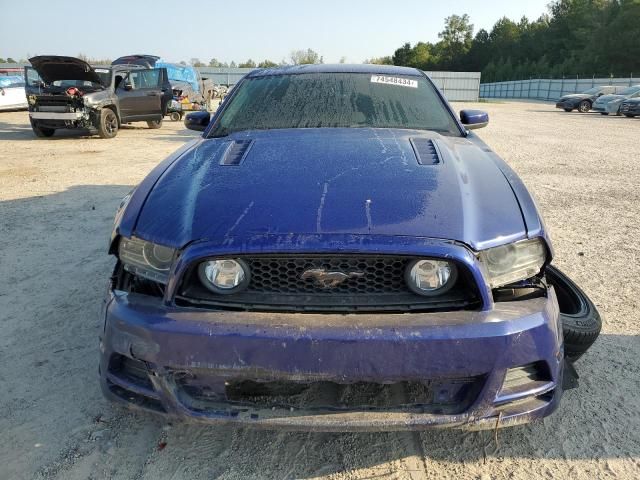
[371,75,418,88]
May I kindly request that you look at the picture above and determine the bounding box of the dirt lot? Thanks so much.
[1,103,639,480]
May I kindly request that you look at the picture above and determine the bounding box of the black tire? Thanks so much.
[147,119,163,129]
[578,100,591,113]
[600,112,609,115]
[169,111,181,122]
[546,265,601,361]
[624,114,635,118]
[30,119,55,138]
[563,108,572,112]
[97,108,118,139]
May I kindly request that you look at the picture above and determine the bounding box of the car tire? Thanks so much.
[30,120,55,138]
[578,100,591,113]
[624,114,635,118]
[546,265,601,361]
[563,108,572,112]
[147,119,163,129]
[169,112,181,122]
[97,108,118,139]
[600,112,609,115]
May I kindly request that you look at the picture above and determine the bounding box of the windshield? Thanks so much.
[0,75,25,88]
[210,72,460,137]
[24,66,110,88]
[582,87,601,94]
[619,86,640,96]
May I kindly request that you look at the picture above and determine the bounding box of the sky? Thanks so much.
[0,0,550,64]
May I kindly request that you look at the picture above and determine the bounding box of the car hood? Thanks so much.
[622,98,640,104]
[595,94,625,103]
[560,93,590,100]
[28,56,105,85]
[133,128,527,251]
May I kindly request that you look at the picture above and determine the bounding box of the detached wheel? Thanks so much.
[563,108,572,112]
[169,111,181,122]
[97,109,118,139]
[546,265,601,361]
[30,119,55,138]
[147,119,163,129]
[578,100,591,113]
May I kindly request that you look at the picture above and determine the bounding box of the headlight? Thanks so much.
[198,259,250,294]
[479,238,546,288]
[118,237,175,284]
[405,259,457,296]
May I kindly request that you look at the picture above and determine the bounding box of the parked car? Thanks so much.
[0,75,28,111]
[25,56,172,138]
[102,64,600,431]
[555,86,622,113]
[112,55,215,108]
[591,85,640,115]
[619,98,640,117]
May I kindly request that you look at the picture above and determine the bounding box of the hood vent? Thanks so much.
[220,140,254,166]
[410,138,440,165]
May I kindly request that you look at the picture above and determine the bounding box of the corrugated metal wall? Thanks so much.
[424,71,481,101]
[480,76,639,101]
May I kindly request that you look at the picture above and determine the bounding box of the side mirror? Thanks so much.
[184,111,211,131]
[124,82,133,91]
[460,109,489,130]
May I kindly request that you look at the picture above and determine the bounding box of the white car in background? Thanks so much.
[0,75,28,111]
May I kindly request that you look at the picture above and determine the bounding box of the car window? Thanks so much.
[583,87,601,94]
[126,69,159,89]
[211,72,460,137]
[619,86,640,96]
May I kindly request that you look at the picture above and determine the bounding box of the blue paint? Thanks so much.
[102,65,563,430]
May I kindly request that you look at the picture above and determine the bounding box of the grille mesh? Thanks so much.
[248,256,407,294]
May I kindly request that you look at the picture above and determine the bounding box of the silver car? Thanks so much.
[592,85,640,115]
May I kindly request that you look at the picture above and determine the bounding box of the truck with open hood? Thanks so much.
[25,56,172,138]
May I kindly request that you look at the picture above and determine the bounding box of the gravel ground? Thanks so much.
[1,102,639,480]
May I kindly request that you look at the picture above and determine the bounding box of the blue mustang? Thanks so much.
[101,64,600,431]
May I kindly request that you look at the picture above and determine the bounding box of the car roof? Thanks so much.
[247,64,423,78]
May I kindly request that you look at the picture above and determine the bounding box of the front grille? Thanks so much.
[177,255,481,313]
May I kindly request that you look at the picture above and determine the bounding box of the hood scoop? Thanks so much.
[410,138,440,165]
[219,140,254,165]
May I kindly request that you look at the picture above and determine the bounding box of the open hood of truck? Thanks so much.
[28,56,105,85]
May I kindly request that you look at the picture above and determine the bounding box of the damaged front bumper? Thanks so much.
[99,285,565,432]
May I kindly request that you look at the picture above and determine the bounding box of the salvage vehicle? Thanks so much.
[113,55,215,108]
[25,56,171,138]
[101,64,601,431]
[619,97,640,117]
[555,85,622,113]
[0,75,28,111]
[591,85,640,115]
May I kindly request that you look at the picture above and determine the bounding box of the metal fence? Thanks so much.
[480,76,639,101]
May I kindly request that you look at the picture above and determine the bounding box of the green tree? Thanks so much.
[208,58,224,67]
[258,59,278,68]
[191,58,205,67]
[364,56,393,65]
[438,14,474,69]
[238,59,257,68]
[290,49,323,65]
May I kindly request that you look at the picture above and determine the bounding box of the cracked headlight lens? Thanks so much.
[479,238,546,288]
[119,237,175,284]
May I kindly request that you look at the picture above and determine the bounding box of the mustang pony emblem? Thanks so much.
[301,268,364,289]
